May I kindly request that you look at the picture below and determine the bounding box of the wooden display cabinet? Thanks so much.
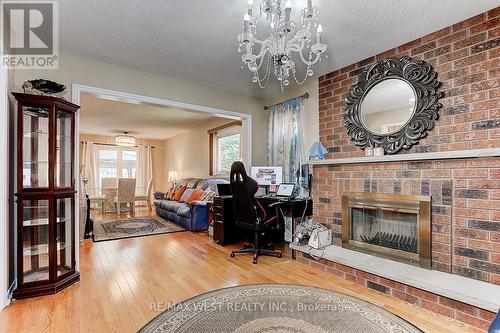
[13,93,80,299]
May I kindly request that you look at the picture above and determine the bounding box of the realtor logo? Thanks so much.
[1,1,58,68]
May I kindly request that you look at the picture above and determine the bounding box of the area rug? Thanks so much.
[92,216,186,242]
[139,284,422,333]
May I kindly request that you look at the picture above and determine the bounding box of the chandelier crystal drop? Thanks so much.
[238,0,328,90]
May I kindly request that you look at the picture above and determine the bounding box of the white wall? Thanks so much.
[1,67,16,307]
[13,53,269,165]
[162,118,234,183]
[264,79,319,158]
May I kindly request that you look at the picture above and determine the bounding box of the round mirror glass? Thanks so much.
[360,79,416,135]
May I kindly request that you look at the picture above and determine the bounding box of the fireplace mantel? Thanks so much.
[309,148,500,166]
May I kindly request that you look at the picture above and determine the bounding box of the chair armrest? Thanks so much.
[190,200,207,207]
[154,192,165,200]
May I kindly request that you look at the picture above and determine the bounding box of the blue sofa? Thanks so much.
[154,178,229,231]
[490,311,500,333]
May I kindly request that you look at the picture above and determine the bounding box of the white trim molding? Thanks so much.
[309,148,500,166]
[0,69,9,308]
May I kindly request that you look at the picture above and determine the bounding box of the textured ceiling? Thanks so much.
[60,0,500,100]
[79,93,222,140]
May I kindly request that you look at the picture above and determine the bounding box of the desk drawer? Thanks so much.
[213,206,225,215]
[213,212,224,223]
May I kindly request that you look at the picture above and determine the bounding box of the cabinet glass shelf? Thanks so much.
[23,242,69,256]
[23,217,68,227]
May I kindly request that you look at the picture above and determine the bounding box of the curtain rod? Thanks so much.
[81,141,155,148]
[264,92,309,110]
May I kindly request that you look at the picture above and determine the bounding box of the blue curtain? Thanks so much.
[268,97,305,184]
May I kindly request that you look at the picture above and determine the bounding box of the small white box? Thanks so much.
[308,226,332,249]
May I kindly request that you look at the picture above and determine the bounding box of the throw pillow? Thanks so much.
[200,188,216,202]
[172,186,186,201]
[186,188,205,204]
[180,189,194,202]
[167,184,179,200]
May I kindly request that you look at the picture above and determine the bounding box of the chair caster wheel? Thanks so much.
[230,252,235,257]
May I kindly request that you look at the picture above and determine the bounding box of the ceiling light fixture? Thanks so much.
[115,132,136,146]
[238,0,328,90]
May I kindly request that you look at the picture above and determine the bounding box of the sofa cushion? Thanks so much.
[160,200,184,212]
[178,178,192,187]
[186,178,202,189]
[196,178,230,193]
[176,204,191,218]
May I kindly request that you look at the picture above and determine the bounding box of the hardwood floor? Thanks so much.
[0,207,483,333]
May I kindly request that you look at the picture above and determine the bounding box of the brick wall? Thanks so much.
[313,7,500,284]
[319,10,499,158]
[313,158,499,284]
[311,7,499,292]
[296,252,496,331]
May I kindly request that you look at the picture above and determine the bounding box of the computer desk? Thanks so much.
[255,196,313,259]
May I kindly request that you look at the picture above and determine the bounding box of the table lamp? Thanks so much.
[168,170,178,186]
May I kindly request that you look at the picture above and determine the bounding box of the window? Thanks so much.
[97,146,137,187]
[211,125,241,175]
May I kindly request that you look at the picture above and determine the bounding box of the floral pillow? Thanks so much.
[200,188,216,203]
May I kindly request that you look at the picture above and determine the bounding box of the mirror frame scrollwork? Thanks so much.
[344,56,444,155]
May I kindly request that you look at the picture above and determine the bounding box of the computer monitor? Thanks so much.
[250,166,283,186]
[301,163,310,188]
[216,183,232,196]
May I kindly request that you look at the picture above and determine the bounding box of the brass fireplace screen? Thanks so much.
[341,192,431,268]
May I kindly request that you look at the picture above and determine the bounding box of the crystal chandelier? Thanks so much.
[238,0,328,90]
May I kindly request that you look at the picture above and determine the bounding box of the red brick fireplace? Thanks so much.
[299,8,500,330]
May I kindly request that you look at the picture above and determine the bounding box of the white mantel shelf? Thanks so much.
[290,243,500,312]
[309,148,500,166]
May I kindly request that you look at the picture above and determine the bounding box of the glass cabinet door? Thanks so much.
[56,110,73,188]
[56,197,73,277]
[21,199,50,283]
[22,106,50,189]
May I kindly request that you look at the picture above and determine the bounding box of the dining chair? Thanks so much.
[89,177,117,213]
[135,178,154,210]
[114,178,136,214]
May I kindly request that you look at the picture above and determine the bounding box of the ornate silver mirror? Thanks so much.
[344,57,443,154]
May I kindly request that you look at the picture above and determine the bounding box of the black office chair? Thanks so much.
[229,161,282,264]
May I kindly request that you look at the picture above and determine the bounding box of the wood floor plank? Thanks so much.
[0,207,487,332]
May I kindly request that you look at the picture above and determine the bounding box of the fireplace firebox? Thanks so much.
[341,192,431,268]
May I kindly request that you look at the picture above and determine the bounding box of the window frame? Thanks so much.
[95,145,138,188]
[209,123,242,176]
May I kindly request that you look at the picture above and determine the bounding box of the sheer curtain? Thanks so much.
[268,97,305,184]
[136,145,153,195]
[81,141,98,197]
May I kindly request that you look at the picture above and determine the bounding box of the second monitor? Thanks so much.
[250,166,283,186]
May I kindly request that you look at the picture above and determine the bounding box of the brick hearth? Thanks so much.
[300,8,500,330]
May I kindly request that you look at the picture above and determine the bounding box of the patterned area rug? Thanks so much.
[139,284,422,333]
[93,216,186,242]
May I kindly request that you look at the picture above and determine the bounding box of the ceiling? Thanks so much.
[79,93,223,140]
[59,0,500,100]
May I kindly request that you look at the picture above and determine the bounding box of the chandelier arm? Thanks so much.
[297,48,321,66]
[245,39,272,60]
[253,48,271,71]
